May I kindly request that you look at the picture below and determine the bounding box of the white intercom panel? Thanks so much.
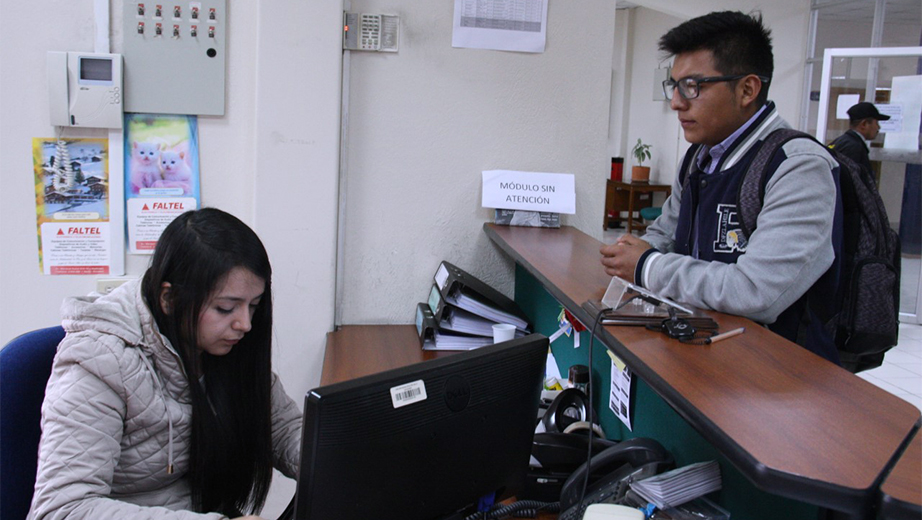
[343,12,399,52]
[122,0,226,115]
[47,52,124,129]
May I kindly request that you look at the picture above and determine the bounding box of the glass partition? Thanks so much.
[816,47,922,324]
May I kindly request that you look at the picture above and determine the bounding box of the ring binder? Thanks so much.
[431,261,530,332]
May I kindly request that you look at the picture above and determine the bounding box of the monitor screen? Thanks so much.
[79,57,113,82]
[294,334,548,520]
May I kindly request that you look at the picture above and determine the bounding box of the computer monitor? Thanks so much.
[293,334,548,520]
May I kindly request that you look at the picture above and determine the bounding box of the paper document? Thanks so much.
[608,351,632,431]
[884,75,922,151]
[423,331,494,351]
[630,460,722,509]
[452,0,548,53]
[440,305,526,337]
[447,292,529,330]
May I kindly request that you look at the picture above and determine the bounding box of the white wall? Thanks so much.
[251,0,342,410]
[338,0,617,325]
[619,7,685,184]
[608,9,633,162]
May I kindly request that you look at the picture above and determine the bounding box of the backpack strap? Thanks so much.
[737,128,818,240]
[678,143,704,195]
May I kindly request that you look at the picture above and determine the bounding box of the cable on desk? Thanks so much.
[463,500,560,520]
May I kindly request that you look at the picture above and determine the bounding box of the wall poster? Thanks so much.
[33,137,113,275]
[124,113,200,254]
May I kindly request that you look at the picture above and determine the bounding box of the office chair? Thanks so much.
[0,326,65,520]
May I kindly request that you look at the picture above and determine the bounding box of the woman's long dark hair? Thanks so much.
[141,208,274,517]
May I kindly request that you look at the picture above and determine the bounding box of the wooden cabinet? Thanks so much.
[604,180,671,233]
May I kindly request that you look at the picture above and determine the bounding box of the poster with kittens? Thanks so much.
[124,113,200,254]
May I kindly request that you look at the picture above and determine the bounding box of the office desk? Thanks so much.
[604,180,671,233]
[321,325,557,520]
[483,223,921,517]
[879,425,922,520]
[320,325,454,385]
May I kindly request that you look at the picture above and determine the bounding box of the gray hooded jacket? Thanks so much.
[28,280,302,520]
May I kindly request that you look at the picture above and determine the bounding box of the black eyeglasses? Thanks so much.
[662,74,771,100]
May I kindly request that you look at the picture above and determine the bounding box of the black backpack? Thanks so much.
[738,128,901,372]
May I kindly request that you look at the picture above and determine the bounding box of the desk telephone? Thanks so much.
[557,438,674,519]
[526,390,675,519]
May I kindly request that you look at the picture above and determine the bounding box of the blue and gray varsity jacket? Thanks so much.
[636,102,843,364]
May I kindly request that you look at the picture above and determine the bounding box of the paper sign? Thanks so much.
[884,75,922,151]
[836,94,860,119]
[608,351,633,431]
[452,0,548,53]
[40,222,111,275]
[482,170,575,214]
[127,198,197,251]
[877,104,902,134]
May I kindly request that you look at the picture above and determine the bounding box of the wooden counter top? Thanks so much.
[321,325,454,386]
[484,223,921,513]
[880,425,922,520]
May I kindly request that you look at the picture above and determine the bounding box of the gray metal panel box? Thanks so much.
[123,0,226,115]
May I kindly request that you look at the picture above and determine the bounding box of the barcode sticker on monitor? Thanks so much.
[390,380,427,408]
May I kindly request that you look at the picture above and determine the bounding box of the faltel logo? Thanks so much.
[58,227,101,236]
[143,202,186,211]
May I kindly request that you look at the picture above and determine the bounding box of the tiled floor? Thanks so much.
[601,227,922,411]
[859,322,922,412]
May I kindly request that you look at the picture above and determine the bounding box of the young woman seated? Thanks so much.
[29,208,302,520]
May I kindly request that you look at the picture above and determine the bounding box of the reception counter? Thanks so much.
[483,223,921,519]
[879,426,922,520]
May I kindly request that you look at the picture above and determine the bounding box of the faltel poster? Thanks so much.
[33,138,113,275]
[124,113,200,254]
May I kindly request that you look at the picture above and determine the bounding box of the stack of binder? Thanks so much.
[415,261,531,351]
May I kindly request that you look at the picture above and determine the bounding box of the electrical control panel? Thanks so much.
[123,1,226,115]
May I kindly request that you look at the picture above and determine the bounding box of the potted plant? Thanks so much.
[631,138,652,183]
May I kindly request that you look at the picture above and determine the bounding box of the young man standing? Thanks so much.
[600,11,842,364]
[829,101,890,178]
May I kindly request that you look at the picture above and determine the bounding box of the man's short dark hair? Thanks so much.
[659,11,774,105]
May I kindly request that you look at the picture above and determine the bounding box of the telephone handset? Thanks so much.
[542,388,590,433]
[558,437,674,519]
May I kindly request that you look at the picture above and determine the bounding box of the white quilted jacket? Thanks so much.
[28,280,302,520]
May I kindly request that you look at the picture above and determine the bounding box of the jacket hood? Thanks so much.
[61,279,157,351]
